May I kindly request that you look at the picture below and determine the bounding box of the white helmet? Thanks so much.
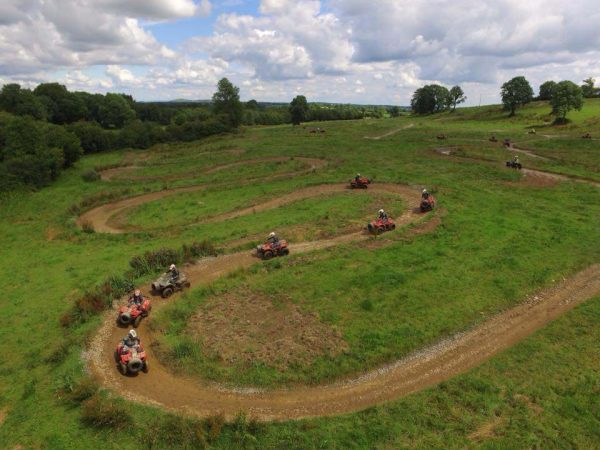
[378,209,384,214]
[134,289,141,296]
[357,173,361,177]
[422,188,427,193]
[128,329,137,339]
[169,264,176,270]
[269,232,276,237]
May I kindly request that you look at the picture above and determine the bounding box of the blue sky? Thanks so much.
[1,0,599,105]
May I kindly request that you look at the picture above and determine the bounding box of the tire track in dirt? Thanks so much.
[79,157,328,233]
[432,147,600,188]
[84,149,600,421]
[364,123,414,140]
[87,260,600,420]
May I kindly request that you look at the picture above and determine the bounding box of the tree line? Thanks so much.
[411,76,597,122]
[0,78,394,192]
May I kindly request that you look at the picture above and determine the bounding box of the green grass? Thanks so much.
[0,99,599,448]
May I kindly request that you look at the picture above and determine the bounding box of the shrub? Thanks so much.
[143,415,207,449]
[81,170,100,182]
[205,413,225,442]
[81,394,131,429]
[80,220,95,233]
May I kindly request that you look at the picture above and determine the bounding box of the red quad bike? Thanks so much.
[117,299,152,328]
[368,218,396,234]
[420,195,436,212]
[350,177,371,189]
[506,160,522,170]
[115,342,148,375]
[256,240,289,260]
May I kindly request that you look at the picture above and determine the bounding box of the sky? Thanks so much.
[1,0,599,106]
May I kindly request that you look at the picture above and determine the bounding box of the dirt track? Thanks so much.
[81,157,327,233]
[84,148,600,421]
[364,123,414,140]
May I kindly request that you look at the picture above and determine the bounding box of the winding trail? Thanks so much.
[83,148,600,421]
[80,157,327,233]
[364,123,414,140]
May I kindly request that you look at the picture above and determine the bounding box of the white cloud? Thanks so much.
[98,0,211,20]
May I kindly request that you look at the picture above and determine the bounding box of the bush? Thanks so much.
[81,170,100,182]
[65,378,99,404]
[81,394,131,429]
[129,241,217,277]
[143,415,207,449]
[80,220,95,233]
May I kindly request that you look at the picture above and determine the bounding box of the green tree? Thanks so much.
[98,93,135,128]
[538,81,557,101]
[411,84,450,114]
[33,82,87,124]
[0,84,47,120]
[581,77,597,98]
[448,85,466,111]
[500,76,534,116]
[45,125,83,167]
[550,80,583,124]
[389,106,401,117]
[212,78,243,128]
[289,95,309,125]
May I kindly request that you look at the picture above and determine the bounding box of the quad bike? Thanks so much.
[420,195,436,212]
[503,138,511,147]
[368,218,396,234]
[350,177,371,189]
[151,271,190,298]
[582,132,592,139]
[506,160,522,170]
[256,240,289,259]
[115,342,148,375]
[489,136,498,142]
[117,298,152,328]
[437,134,447,140]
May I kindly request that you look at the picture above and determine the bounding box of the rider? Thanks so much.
[378,209,388,222]
[355,173,361,182]
[267,231,280,247]
[128,289,144,306]
[513,155,520,164]
[121,329,141,349]
[169,264,179,283]
[421,188,430,199]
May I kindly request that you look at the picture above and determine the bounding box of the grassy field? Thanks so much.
[0,99,598,448]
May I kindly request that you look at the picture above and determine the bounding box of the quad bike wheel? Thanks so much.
[118,312,131,326]
[162,287,174,298]
[142,361,149,373]
[128,358,144,373]
[114,350,120,363]
[119,362,127,375]
[263,251,274,260]
[133,315,142,328]
[278,248,289,256]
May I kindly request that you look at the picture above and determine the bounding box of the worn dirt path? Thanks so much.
[364,123,414,140]
[80,157,327,233]
[88,259,600,420]
[84,147,600,421]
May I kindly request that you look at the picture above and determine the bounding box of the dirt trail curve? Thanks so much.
[85,149,600,421]
[364,123,414,140]
[89,261,600,420]
[433,147,600,188]
[81,157,327,233]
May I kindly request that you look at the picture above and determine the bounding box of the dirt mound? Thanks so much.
[189,290,349,370]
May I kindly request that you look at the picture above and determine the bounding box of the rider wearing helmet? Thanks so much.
[267,231,280,247]
[169,264,179,283]
[122,329,140,348]
[355,173,361,182]
[513,155,520,164]
[378,209,388,222]
[421,188,430,199]
[128,289,144,306]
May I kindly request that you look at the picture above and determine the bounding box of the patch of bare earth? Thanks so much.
[0,407,7,426]
[188,290,349,371]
